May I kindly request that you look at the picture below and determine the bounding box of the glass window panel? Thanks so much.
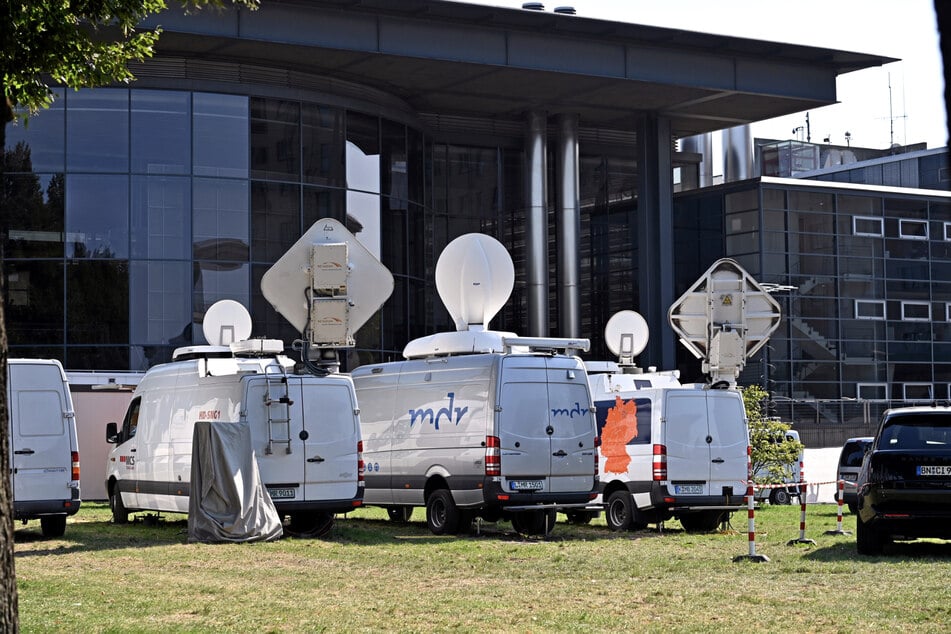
[66,175,129,258]
[858,383,888,400]
[898,219,928,239]
[407,128,425,206]
[193,178,249,260]
[193,93,248,178]
[381,199,407,276]
[725,188,757,213]
[885,197,928,219]
[131,176,190,260]
[66,89,129,172]
[251,181,301,262]
[382,119,408,207]
[131,345,175,371]
[5,261,64,346]
[787,190,832,212]
[130,260,192,347]
[66,260,129,344]
[347,190,381,259]
[763,210,785,231]
[67,347,130,371]
[901,301,931,321]
[762,231,786,253]
[250,97,300,181]
[191,262,250,343]
[5,88,65,172]
[855,300,885,319]
[446,146,499,219]
[2,173,65,258]
[303,185,346,229]
[131,90,191,175]
[302,104,345,187]
[790,211,834,234]
[346,112,380,193]
[762,188,784,210]
[853,216,883,236]
[838,194,881,216]
[725,232,757,256]
[726,210,759,233]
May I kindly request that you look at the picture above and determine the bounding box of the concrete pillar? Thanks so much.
[635,113,676,370]
[524,110,549,337]
[555,113,581,338]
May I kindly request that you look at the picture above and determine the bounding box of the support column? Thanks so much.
[556,113,581,338]
[635,113,676,370]
[525,110,549,337]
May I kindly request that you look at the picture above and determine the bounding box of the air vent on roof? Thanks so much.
[522,2,544,10]
[554,6,576,14]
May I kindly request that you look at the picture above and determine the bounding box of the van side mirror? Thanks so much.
[106,422,119,444]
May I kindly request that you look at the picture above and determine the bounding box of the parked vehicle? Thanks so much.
[8,358,81,537]
[351,233,598,536]
[752,430,803,506]
[835,436,873,513]
[588,259,782,533]
[104,323,365,536]
[856,404,951,555]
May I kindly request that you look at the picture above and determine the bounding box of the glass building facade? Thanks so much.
[2,86,643,371]
[673,179,951,425]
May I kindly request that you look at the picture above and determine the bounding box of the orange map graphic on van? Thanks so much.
[601,396,639,474]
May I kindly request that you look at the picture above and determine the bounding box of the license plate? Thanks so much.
[918,465,951,476]
[267,487,296,500]
[674,484,704,495]
[509,480,544,492]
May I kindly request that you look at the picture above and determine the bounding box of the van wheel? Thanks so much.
[110,489,129,524]
[770,488,792,505]
[678,510,724,532]
[386,506,414,523]
[426,489,460,535]
[288,511,335,538]
[605,491,633,531]
[511,509,556,536]
[40,515,67,538]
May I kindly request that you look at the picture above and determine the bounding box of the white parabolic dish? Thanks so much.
[604,310,649,358]
[435,233,514,332]
[202,299,252,346]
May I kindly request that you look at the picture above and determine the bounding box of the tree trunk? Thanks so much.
[0,91,21,632]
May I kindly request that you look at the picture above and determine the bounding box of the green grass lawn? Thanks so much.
[13,502,951,632]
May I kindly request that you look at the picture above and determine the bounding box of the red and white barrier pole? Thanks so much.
[788,457,816,545]
[734,445,769,562]
[825,479,852,536]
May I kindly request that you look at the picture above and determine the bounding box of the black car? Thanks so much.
[856,405,951,555]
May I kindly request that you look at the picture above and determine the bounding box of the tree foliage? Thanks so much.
[2,0,259,118]
[742,385,804,484]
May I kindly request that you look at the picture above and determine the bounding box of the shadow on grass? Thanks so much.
[802,537,951,561]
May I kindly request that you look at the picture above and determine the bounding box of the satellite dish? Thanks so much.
[202,300,252,346]
[604,310,649,364]
[435,233,514,332]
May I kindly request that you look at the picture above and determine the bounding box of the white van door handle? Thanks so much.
[14,449,34,455]
[552,449,567,457]
[307,455,325,463]
[712,458,725,464]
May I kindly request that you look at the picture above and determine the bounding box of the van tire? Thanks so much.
[511,509,556,536]
[386,506,414,523]
[605,491,633,531]
[565,510,596,525]
[40,515,67,538]
[110,489,129,524]
[769,488,792,505]
[426,489,461,535]
[678,510,724,533]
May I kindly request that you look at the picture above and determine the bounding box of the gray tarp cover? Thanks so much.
[188,420,283,543]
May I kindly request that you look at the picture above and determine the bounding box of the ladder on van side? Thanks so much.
[263,364,294,455]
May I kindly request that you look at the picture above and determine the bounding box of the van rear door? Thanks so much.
[9,362,73,506]
[498,356,595,494]
[246,376,360,503]
[664,391,747,496]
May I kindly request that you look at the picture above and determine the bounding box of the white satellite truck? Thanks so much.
[351,234,599,536]
[105,219,393,537]
[586,258,781,532]
[8,358,81,538]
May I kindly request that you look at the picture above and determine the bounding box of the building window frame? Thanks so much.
[857,383,887,401]
[855,299,886,320]
[944,221,951,241]
[901,300,931,322]
[853,216,883,237]
[903,382,933,401]
[899,218,929,240]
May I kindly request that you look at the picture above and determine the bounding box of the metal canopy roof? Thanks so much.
[145,0,895,137]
